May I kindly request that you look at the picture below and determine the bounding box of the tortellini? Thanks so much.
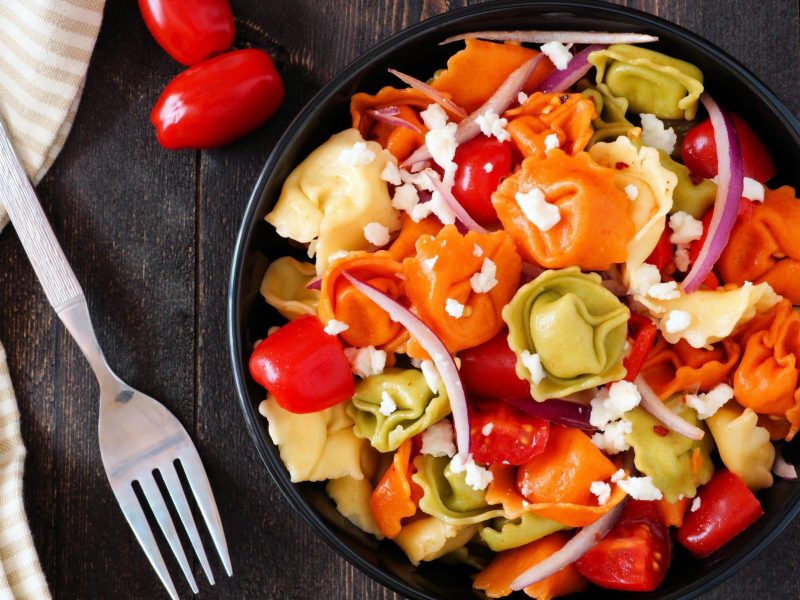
[479,512,566,552]
[659,150,717,218]
[707,404,775,491]
[326,477,382,538]
[589,44,704,120]
[412,455,505,526]
[579,82,635,146]
[259,256,319,320]
[503,267,630,400]
[394,517,478,566]
[265,128,401,275]
[349,369,451,453]
[626,403,714,502]
[259,396,365,483]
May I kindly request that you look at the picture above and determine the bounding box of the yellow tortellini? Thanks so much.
[326,444,383,537]
[579,82,635,146]
[659,150,718,218]
[349,369,451,453]
[589,44,704,120]
[260,256,319,320]
[265,128,401,275]
[626,403,714,502]
[479,513,566,552]
[412,456,505,526]
[503,267,630,400]
[707,404,776,490]
[394,517,478,566]
[259,396,365,483]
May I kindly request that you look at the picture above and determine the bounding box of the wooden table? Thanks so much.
[0,0,798,598]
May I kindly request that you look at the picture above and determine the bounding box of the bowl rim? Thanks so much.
[228,1,800,598]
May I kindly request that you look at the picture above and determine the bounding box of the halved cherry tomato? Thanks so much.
[138,0,235,66]
[681,113,776,183]
[576,500,671,592]
[469,401,549,466]
[677,470,763,558]
[459,330,531,400]
[248,316,354,413]
[645,227,673,272]
[151,48,284,149]
[623,313,658,382]
[452,135,512,226]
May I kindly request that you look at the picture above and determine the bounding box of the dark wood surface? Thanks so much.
[0,0,798,598]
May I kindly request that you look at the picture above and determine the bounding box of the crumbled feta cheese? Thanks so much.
[323,319,349,335]
[423,255,439,270]
[481,422,494,436]
[629,264,662,296]
[421,420,456,457]
[483,162,494,173]
[470,258,499,293]
[344,346,387,378]
[338,141,375,166]
[665,309,692,334]
[429,188,457,225]
[640,113,677,154]
[669,211,704,244]
[618,475,663,501]
[685,383,734,420]
[426,123,458,169]
[674,243,691,272]
[611,469,626,483]
[743,176,765,202]
[591,419,632,454]
[648,281,680,300]
[590,381,641,428]
[410,161,428,173]
[380,160,402,186]
[410,201,433,223]
[544,133,560,154]
[590,481,612,506]
[450,454,494,491]
[517,91,529,105]
[392,183,420,213]
[445,297,466,319]
[520,350,546,384]
[473,243,484,258]
[541,41,573,70]
[624,183,639,201]
[515,187,560,232]
[363,222,390,246]
[379,391,398,416]
[420,103,448,130]
[476,110,510,142]
[691,497,702,512]
[420,360,441,394]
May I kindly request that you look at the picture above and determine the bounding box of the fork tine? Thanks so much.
[138,473,199,594]
[113,484,180,600]
[159,463,216,585]
[178,447,233,576]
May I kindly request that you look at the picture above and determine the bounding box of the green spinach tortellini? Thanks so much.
[503,267,630,400]
[589,44,704,120]
[260,256,319,320]
[349,368,450,453]
[579,82,634,146]
[479,512,566,552]
[626,403,714,502]
[412,456,505,526]
[659,150,718,218]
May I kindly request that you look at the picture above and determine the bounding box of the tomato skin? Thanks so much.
[645,227,673,272]
[623,313,658,382]
[248,316,355,413]
[681,114,776,183]
[677,470,763,558]
[138,0,235,66]
[576,500,671,592]
[458,331,531,400]
[469,401,549,466]
[151,49,284,149]
[452,135,512,226]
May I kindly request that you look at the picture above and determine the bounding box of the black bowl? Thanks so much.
[229,2,800,598]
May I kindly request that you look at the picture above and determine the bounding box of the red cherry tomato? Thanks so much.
[687,210,714,265]
[623,313,658,382]
[248,316,354,414]
[458,331,531,400]
[138,0,235,66]
[451,135,512,226]
[681,113,776,183]
[468,401,549,466]
[576,500,671,591]
[677,470,763,558]
[151,49,284,149]
[645,227,674,272]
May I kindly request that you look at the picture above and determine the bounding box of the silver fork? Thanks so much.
[0,121,231,598]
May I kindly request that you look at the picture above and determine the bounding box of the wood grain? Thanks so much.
[0,0,797,598]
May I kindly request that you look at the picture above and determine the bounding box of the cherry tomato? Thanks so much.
[677,470,763,558]
[248,316,354,413]
[138,0,235,66]
[151,48,284,149]
[681,113,776,183]
[687,210,714,265]
[645,227,673,272]
[451,135,512,226]
[576,500,671,592]
[469,401,549,466]
[458,331,531,400]
[623,313,658,382]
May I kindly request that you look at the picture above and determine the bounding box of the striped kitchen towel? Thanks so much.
[0,1,106,598]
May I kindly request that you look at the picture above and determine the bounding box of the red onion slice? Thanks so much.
[510,499,627,590]
[341,272,470,458]
[774,452,798,480]
[535,44,607,93]
[503,397,594,431]
[366,107,422,133]
[441,30,658,46]
[426,171,489,233]
[388,68,468,119]
[681,94,743,292]
[305,278,322,290]
[635,375,704,440]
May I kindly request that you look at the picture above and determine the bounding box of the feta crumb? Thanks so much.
[685,383,734,420]
[339,141,375,166]
[344,346,387,378]
[521,499,530,508]
[445,297,466,319]
[590,381,641,428]
[629,264,662,296]
[476,110,510,142]
[430,188,457,225]
[470,258,499,293]
[481,422,494,436]
[450,454,494,491]
[421,420,456,457]
[363,222,390,246]
[323,319,349,335]
[611,469,626,483]
[520,350,546,384]
[674,243,691,272]
[590,481,612,506]
[669,211,704,244]
[392,183,420,213]
[410,161,428,173]
[483,162,494,173]
[410,200,433,223]
[423,255,439,270]
[591,419,633,454]
[420,360,441,394]
[541,41,573,70]
[379,391,398,416]
[618,475,663,501]
[380,160,402,186]
[640,113,677,154]
[517,91,529,105]
[743,176,765,202]
[691,497,702,512]
[648,281,680,300]
[515,187,560,232]
[624,183,639,201]
[420,103,448,130]
[473,243,484,258]
[426,122,458,170]
[665,309,692,334]
[543,133,560,154]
